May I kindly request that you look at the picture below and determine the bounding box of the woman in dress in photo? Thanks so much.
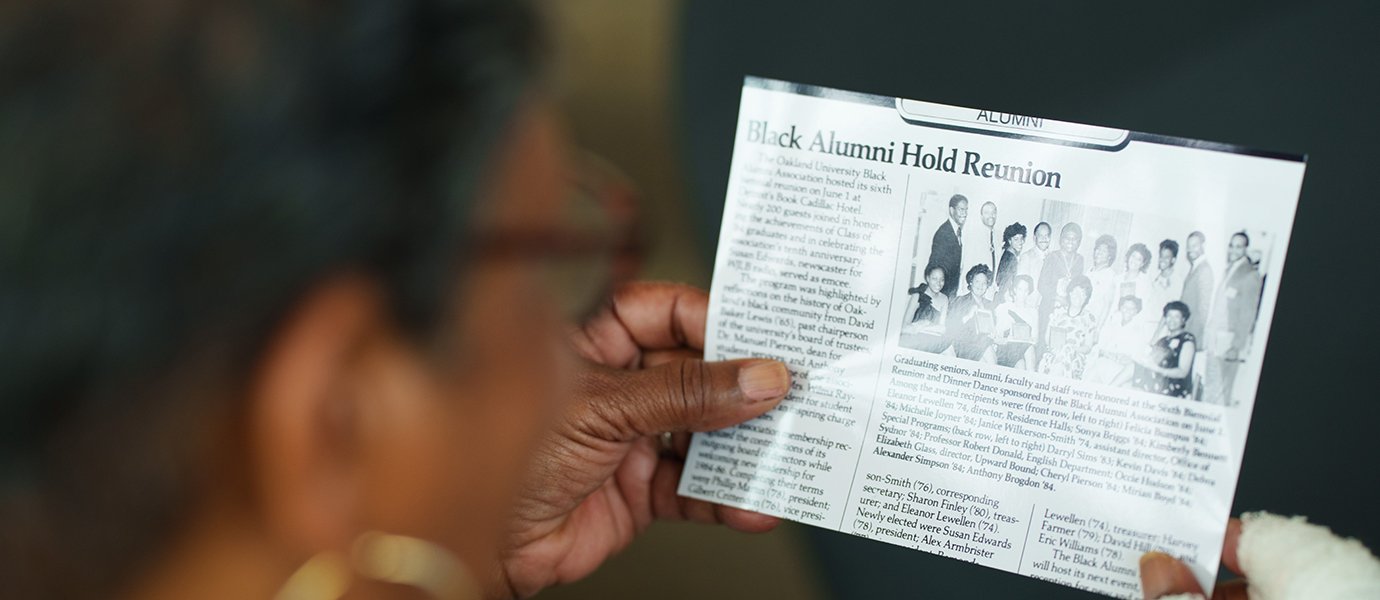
[1086,234,1120,326]
[1087,295,1155,385]
[949,264,999,361]
[995,222,1026,298]
[900,264,952,353]
[1132,300,1198,398]
[1038,275,1099,379]
[992,274,1039,369]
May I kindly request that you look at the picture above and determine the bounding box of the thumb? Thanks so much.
[578,358,790,439]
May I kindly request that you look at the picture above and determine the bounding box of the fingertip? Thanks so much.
[719,506,782,534]
[737,359,791,404]
[1139,551,1204,599]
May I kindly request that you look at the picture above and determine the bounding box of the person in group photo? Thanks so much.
[1038,275,1099,379]
[1086,233,1121,326]
[1144,238,1185,325]
[1016,221,1052,306]
[1204,231,1263,405]
[1087,295,1154,386]
[994,221,1026,298]
[1119,242,1154,322]
[948,264,999,362]
[1036,222,1085,354]
[1180,230,1215,342]
[960,201,999,298]
[900,264,952,353]
[903,203,1277,408]
[1133,300,1198,398]
[992,274,1039,370]
[1155,239,1186,290]
[928,194,967,298]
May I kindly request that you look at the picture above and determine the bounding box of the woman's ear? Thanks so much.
[245,275,392,556]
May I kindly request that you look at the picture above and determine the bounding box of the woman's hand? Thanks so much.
[491,282,790,598]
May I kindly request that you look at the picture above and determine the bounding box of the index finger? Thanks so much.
[573,282,710,367]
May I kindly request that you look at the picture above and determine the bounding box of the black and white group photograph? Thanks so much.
[898,191,1271,405]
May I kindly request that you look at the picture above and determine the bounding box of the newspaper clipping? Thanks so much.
[678,77,1306,598]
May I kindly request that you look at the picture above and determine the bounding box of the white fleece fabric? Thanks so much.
[1234,511,1380,599]
[1148,513,1379,599]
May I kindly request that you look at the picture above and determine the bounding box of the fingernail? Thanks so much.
[739,360,789,402]
[1138,551,1176,598]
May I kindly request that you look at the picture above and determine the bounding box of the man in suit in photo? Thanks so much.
[1036,222,1085,356]
[927,194,967,298]
[1179,231,1215,341]
[961,200,1000,299]
[1204,231,1262,405]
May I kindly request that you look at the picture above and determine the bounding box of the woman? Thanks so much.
[1086,295,1154,385]
[992,275,1039,369]
[5,3,1374,599]
[900,265,951,353]
[0,2,791,598]
[1132,301,1198,398]
[1086,234,1120,326]
[994,222,1027,297]
[1038,275,1099,379]
[949,265,999,361]
[1119,243,1154,319]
